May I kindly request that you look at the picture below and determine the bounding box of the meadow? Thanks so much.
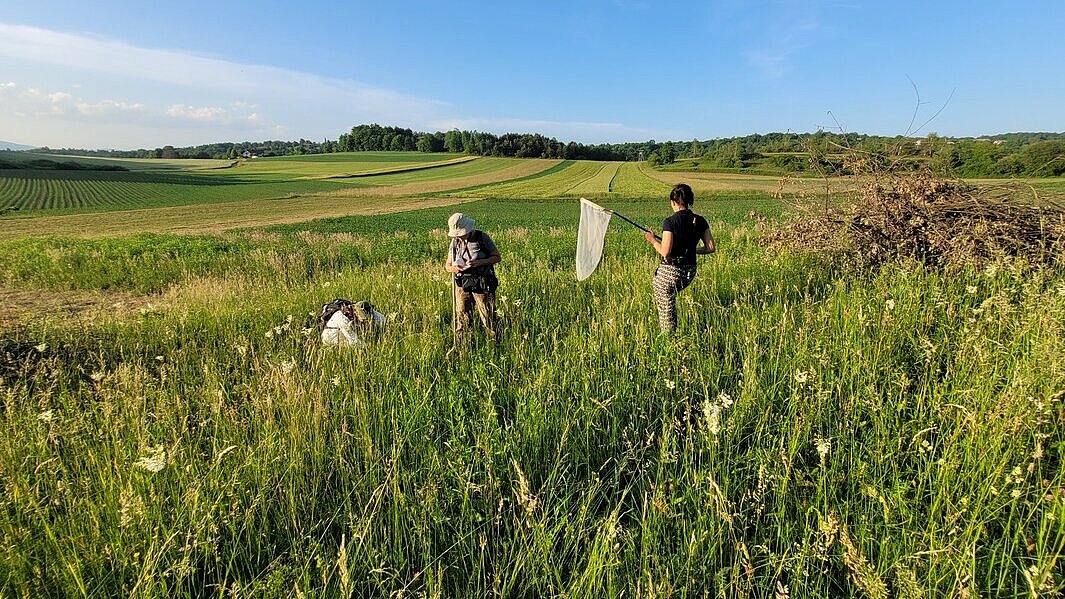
[0,153,1063,597]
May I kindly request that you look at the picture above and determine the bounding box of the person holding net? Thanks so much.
[643,183,715,333]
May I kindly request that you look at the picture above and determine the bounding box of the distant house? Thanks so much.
[241,150,259,159]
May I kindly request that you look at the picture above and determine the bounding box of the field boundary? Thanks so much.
[323,155,479,179]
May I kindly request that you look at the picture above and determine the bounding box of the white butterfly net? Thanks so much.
[576,198,612,281]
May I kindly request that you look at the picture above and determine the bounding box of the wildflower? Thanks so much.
[155,355,164,361]
[794,369,810,384]
[34,343,47,352]
[234,344,248,357]
[664,380,677,390]
[716,391,733,408]
[702,396,725,437]
[966,285,978,294]
[331,376,341,387]
[513,299,522,307]
[322,281,333,288]
[300,327,314,336]
[90,371,106,382]
[37,410,54,423]
[264,330,274,339]
[280,359,296,375]
[135,445,167,473]
[885,299,895,310]
[815,438,831,464]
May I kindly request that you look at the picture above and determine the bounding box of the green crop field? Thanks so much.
[0,153,1063,597]
[462,160,660,199]
[0,169,352,215]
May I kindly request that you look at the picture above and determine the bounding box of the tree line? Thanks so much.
[27,127,1065,177]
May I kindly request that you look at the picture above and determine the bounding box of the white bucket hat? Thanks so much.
[447,213,475,237]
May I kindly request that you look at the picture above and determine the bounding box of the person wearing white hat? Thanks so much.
[444,212,501,340]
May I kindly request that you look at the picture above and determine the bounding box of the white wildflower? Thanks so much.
[90,371,106,382]
[155,355,164,362]
[300,327,314,336]
[813,439,830,462]
[794,369,809,384]
[37,410,54,423]
[513,299,522,307]
[280,359,296,375]
[704,399,722,437]
[135,445,167,473]
[34,343,47,352]
[664,380,676,390]
[716,391,733,408]
[234,344,247,357]
[331,376,341,387]
[966,285,978,294]
[264,330,274,339]
[1011,488,1023,499]
[885,298,895,310]
[322,281,332,288]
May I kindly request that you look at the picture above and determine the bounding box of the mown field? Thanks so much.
[0,155,1063,597]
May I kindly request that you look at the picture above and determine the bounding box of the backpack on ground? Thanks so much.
[318,298,354,329]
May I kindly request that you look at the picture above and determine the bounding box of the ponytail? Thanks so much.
[670,183,694,208]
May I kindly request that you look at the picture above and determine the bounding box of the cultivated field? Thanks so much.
[0,153,1063,597]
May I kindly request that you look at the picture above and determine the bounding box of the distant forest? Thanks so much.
[30,125,1065,177]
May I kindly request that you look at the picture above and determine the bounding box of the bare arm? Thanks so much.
[644,230,673,258]
[696,228,716,254]
[445,255,462,274]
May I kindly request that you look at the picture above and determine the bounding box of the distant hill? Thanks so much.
[0,140,35,151]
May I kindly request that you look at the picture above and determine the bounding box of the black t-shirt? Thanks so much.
[662,209,709,266]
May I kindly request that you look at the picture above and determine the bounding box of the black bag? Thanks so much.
[455,272,498,294]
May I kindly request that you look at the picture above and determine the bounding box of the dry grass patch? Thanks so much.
[0,286,157,328]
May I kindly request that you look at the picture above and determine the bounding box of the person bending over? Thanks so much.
[444,212,501,340]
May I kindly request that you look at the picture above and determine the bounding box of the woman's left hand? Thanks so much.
[644,230,657,244]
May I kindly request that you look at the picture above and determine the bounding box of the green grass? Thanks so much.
[1,194,1063,597]
[0,169,352,216]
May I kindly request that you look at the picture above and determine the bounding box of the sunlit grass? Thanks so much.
[1,198,1063,596]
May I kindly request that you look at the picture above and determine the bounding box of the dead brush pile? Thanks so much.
[764,172,1065,269]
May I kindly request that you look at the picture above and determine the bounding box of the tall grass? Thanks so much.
[0,200,1063,597]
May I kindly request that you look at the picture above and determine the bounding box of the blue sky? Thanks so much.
[1,1,1062,149]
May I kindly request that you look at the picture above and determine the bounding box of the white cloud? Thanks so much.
[0,22,666,147]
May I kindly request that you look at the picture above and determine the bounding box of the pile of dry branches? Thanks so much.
[764,172,1065,269]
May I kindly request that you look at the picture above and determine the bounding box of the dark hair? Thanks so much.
[670,183,694,207]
